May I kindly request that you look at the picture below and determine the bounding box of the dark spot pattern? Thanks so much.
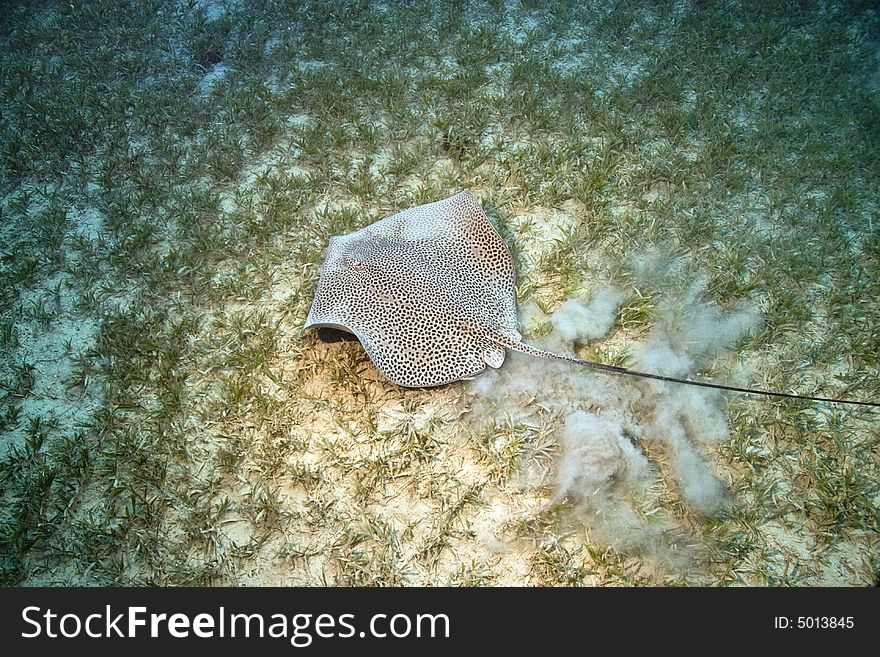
[305,190,523,387]
[306,195,880,406]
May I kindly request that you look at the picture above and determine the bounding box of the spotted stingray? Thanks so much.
[305,190,877,407]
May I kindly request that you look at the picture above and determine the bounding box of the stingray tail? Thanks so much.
[500,338,880,408]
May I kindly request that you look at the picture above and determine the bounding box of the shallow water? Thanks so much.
[0,0,877,586]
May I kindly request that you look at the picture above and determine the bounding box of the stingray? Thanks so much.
[305,190,878,407]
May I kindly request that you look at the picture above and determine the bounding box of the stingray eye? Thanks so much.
[346,257,365,271]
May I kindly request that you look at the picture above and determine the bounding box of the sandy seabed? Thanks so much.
[1,0,878,586]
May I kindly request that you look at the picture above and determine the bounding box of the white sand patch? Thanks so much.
[287,113,312,127]
[67,206,104,241]
[263,34,282,55]
[812,541,878,586]
[367,149,392,180]
[191,0,232,22]
[513,205,579,267]
[758,521,875,585]
[552,38,592,75]
[482,62,511,101]
[214,136,314,217]
[198,63,232,94]
[503,12,541,45]
[3,276,101,459]
[437,55,462,79]
[297,60,327,71]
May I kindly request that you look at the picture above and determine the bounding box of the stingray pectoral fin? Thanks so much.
[482,343,506,368]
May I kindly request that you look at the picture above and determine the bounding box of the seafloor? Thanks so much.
[0,0,877,586]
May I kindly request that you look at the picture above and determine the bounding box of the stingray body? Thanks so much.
[305,191,878,407]
[305,191,525,387]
